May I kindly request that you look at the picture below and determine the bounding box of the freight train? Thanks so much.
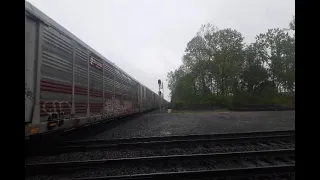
[25,1,167,138]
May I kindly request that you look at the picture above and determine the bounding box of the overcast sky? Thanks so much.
[28,0,295,101]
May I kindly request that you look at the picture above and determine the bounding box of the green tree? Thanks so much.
[203,26,245,96]
[241,43,269,96]
[167,17,294,109]
[255,28,295,94]
[182,35,210,96]
[289,16,295,31]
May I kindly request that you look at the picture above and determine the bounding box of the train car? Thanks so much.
[25,1,162,138]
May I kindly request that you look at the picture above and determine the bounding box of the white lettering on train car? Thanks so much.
[41,98,134,117]
[90,57,103,70]
[42,101,71,115]
[25,83,34,100]
[104,97,133,115]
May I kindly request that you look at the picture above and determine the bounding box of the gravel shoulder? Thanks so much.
[83,111,295,140]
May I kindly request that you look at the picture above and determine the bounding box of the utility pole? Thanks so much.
[162,81,164,108]
[158,79,162,112]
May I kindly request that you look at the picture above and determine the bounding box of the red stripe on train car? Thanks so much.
[40,104,71,108]
[89,89,103,97]
[75,105,87,107]
[41,83,71,91]
[41,80,72,89]
[40,101,71,107]
[90,106,103,108]
[40,109,71,113]
[104,92,113,97]
[75,109,87,111]
[90,93,103,98]
[75,86,88,96]
[40,111,71,116]
[90,88,103,93]
[90,109,103,113]
[40,80,72,94]
[90,94,103,98]
[40,87,72,94]
[67,85,114,97]
[90,92,103,96]
[89,103,103,105]
[75,86,88,92]
[90,107,103,109]
[75,92,87,96]
[75,90,88,94]
[75,104,104,108]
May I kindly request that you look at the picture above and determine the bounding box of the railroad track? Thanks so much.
[74,166,295,180]
[26,130,295,180]
[26,149,295,179]
[28,130,295,156]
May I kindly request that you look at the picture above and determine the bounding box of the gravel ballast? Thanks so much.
[25,111,295,180]
[26,173,295,180]
[26,140,295,164]
[47,156,295,179]
[81,111,295,141]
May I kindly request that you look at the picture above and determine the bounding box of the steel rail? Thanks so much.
[73,165,295,180]
[25,149,295,176]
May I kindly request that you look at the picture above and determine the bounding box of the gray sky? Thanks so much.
[28,0,295,101]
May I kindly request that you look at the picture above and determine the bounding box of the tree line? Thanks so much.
[167,16,295,110]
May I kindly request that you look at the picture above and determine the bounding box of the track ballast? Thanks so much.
[25,130,295,180]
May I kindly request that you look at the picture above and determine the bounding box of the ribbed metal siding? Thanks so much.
[103,77,114,93]
[42,27,73,83]
[25,16,38,123]
[89,54,103,115]
[103,62,114,93]
[103,62,114,117]
[75,44,88,87]
[114,69,125,95]
[103,61,114,118]
[132,81,139,111]
[74,43,89,116]
[40,26,73,121]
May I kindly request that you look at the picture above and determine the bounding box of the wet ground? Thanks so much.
[81,110,295,141]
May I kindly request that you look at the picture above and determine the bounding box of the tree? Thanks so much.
[255,28,295,94]
[289,16,295,31]
[203,26,245,96]
[241,43,269,96]
[182,35,210,96]
[167,17,294,109]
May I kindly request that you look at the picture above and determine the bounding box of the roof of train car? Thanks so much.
[25,1,161,97]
